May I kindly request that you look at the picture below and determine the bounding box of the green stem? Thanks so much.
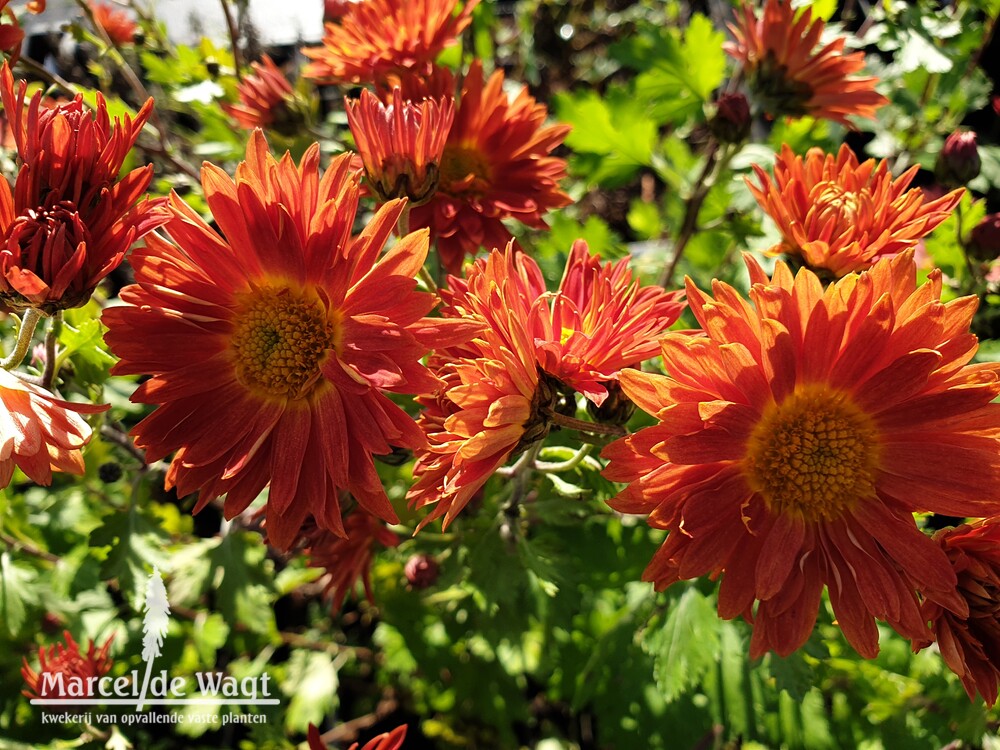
[658,139,736,288]
[534,444,592,473]
[955,200,979,292]
[1,308,43,371]
[40,312,62,389]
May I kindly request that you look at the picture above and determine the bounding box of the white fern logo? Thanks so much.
[137,567,170,711]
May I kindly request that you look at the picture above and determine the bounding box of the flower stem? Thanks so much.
[40,312,62,389]
[546,410,627,437]
[534,444,593,473]
[658,139,736,289]
[1,308,43,371]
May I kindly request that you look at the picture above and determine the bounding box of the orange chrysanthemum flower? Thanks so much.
[410,242,683,527]
[409,62,571,274]
[308,723,407,750]
[103,131,475,549]
[748,144,963,278]
[726,0,887,126]
[21,631,114,699]
[409,247,548,529]
[301,509,400,610]
[302,0,478,86]
[345,88,454,204]
[534,239,685,406]
[222,55,301,134]
[913,521,1000,706]
[89,1,137,46]
[602,251,1000,659]
[0,64,166,313]
[0,369,107,488]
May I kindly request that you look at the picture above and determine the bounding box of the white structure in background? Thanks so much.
[17,0,324,46]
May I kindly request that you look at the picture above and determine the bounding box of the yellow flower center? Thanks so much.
[439,144,492,193]
[815,181,861,224]
[744,385,879,522]
[230,286,337,400]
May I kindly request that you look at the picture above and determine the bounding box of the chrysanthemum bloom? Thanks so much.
[602,251,1000,659]
[88,1,137,46]
[103,131,475,549]
[222,55,301,135]
[308,723,407,750]
[748,144,963,278]
[726,0,887,126]
[0,64,166,313]
[300,509,400,610]
[913,521,1000,705]
[302,0,478,85]
[409,61,571,274]
[345,88,454,204]
[534,239,685,406]
[21,630,114,699]
[409,247,552,528]
[0,368,107,488]
[410,242,680,526]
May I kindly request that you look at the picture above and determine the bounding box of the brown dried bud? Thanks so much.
[936,131,981,187]
[708,92,751,145]
[404,554,439,589]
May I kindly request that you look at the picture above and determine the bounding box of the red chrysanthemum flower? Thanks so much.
[726,0,887,126]
[748,144,962,278]
[0,368,107,488]
[0,64,167,313]
[308,723,407,750]
[602,251,1000,659]
[913,520,1000,706]
[302,0,478,86]
[410,242,682,527]
[103,131,474,549]
[222,55,301,134]
[21,630,114,699]
[409,61,571,274]
[89,1,137,46]
[301,509,400,610]
[534,239,685,406]
[345,88,454,204]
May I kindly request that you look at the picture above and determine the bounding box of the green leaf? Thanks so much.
[0,551,36,636]
[282,649,338,733]
[208,532,277,635]
[642,586,721,702]
[89,506,170,607]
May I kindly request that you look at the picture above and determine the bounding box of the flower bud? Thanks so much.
[969,213,1000,262]
[936,131,981,187]
[587,380,637,426]
[404,554,439,589]
[708,92,751,145]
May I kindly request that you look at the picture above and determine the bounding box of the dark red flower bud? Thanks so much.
[970,213,1000,262]
[404,554,439,589]
[936,131,981,187]
[708,92,751,144]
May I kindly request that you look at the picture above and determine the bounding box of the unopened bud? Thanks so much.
[708,92,751,145]
[969,213,1000,262]
[99,462,124,483]
[404,554,439,589]
[936,131,981,187]
[587,380,637,426]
